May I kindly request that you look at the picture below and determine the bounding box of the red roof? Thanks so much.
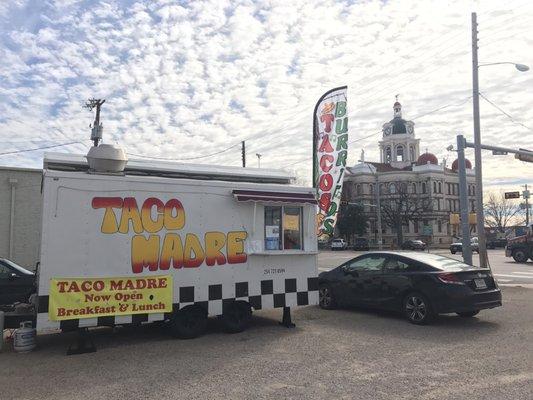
[451,158,472,171]
[416,153,438,166]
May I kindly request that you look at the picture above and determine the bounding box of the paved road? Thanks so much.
[1,287,532,400]
[1,250,532,399]
[319,249,533,287]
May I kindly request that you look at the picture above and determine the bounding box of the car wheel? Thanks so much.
[403,293,434,325]
[456,310,480,318]
[512,249,528,263]
[221,301,252,333]
[170,306,207,339]
[319,285,336,310]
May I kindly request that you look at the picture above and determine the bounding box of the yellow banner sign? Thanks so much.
[48,275,173,321]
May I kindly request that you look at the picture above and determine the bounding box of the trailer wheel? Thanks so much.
[512,249,528,263]
[221,301,252,333]
[170,306,207,339]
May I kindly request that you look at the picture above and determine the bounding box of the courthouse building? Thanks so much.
[342,100,477,247]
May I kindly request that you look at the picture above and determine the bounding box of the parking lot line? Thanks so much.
[514,271,533,275]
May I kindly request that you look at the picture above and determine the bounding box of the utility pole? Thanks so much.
[471,12,488,268]
[457,135,473,265]
[241,141,246,167]
[256,153,262,168]
[85,98,106,147]
[524,184,530,226]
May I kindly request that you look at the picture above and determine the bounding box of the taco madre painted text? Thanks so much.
[92,197,247,273]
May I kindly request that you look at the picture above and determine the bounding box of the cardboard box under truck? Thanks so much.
[35,151,318,345]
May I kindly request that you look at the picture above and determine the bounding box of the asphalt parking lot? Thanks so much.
[1,250,532,400]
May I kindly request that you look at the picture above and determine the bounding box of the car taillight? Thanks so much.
[437,273,464,285]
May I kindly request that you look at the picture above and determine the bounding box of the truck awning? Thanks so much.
[233,189,317,204]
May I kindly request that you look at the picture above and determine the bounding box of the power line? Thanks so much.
[0,141,84,156]
[128,142,241,161]
[479,92,533,132]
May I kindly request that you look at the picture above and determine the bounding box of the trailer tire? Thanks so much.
[512,249,528,263]
[221,301,252,333]
[170,306,207,339]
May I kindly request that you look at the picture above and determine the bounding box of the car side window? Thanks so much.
[345,256,386,272]
[0,263,13,279]
[384,257,418,272]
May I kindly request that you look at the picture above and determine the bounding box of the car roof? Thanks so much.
[356,251,463,263]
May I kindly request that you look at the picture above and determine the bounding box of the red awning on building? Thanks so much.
[232,189,317,205]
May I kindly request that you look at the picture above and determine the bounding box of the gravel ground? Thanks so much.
[1,286,532,400]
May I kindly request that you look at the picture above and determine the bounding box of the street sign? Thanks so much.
[505,191,520,199]
[422,225,433,235]
[523,190,530,199]
[492,150,508,155]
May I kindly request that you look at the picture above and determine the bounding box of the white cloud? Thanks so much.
[0,0,532,188]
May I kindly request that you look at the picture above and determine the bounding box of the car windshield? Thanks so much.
[1,259,34,275]
[404,253,474,271]
[332,239,342,243]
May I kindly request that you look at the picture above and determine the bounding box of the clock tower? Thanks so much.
[379,97,420,168]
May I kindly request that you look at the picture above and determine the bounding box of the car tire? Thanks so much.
[512,249,528,263]
[319,285,336,310]
[456,310,480,318]
[403,293,435,325]
[221,301,252,333]
[170,305,207,339]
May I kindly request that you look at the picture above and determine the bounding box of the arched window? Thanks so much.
[396,145,404,162]
[409,146,415,161]
[389,183,397,194]
[369,184,374,195]
[422,182,426,194]
[380,184,385,194]
[438,182,442,193]
[412,183,417,194]
[385,147,392,163]
[356,184,362,196]
[433,182,437,193]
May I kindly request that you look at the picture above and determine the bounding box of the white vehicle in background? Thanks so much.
[330,238,347,251]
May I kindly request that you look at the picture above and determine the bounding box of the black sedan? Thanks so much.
[0,258,36,305]
[401,239,426,250]
[318,252,501,324]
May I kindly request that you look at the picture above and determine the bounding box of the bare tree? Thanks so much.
[379,181,434,245]
[484,192,524,233]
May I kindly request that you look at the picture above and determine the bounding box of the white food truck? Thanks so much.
[32,147,318,351]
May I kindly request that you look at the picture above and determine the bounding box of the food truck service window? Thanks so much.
[264,206,303,250]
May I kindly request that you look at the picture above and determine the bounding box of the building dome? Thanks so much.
[451,158,472,171]
[416,152,438,166]
[390,117,408,134]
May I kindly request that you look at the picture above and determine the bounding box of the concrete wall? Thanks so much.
[0,166,42,269]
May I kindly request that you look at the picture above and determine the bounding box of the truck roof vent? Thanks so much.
[86,143,128,173]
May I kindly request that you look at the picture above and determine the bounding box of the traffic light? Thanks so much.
[515,148,533,163]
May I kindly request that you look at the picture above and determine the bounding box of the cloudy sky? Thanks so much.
[1,0,532,189]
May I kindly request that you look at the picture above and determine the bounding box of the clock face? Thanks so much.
[384,125,392,136]
[407,124,414,134]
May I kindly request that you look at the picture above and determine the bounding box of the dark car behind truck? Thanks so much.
[505,224,533,263]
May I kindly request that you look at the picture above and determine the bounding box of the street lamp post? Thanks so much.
[471,12,529,268]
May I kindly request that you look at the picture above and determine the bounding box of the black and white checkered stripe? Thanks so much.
[36,276,318,331]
